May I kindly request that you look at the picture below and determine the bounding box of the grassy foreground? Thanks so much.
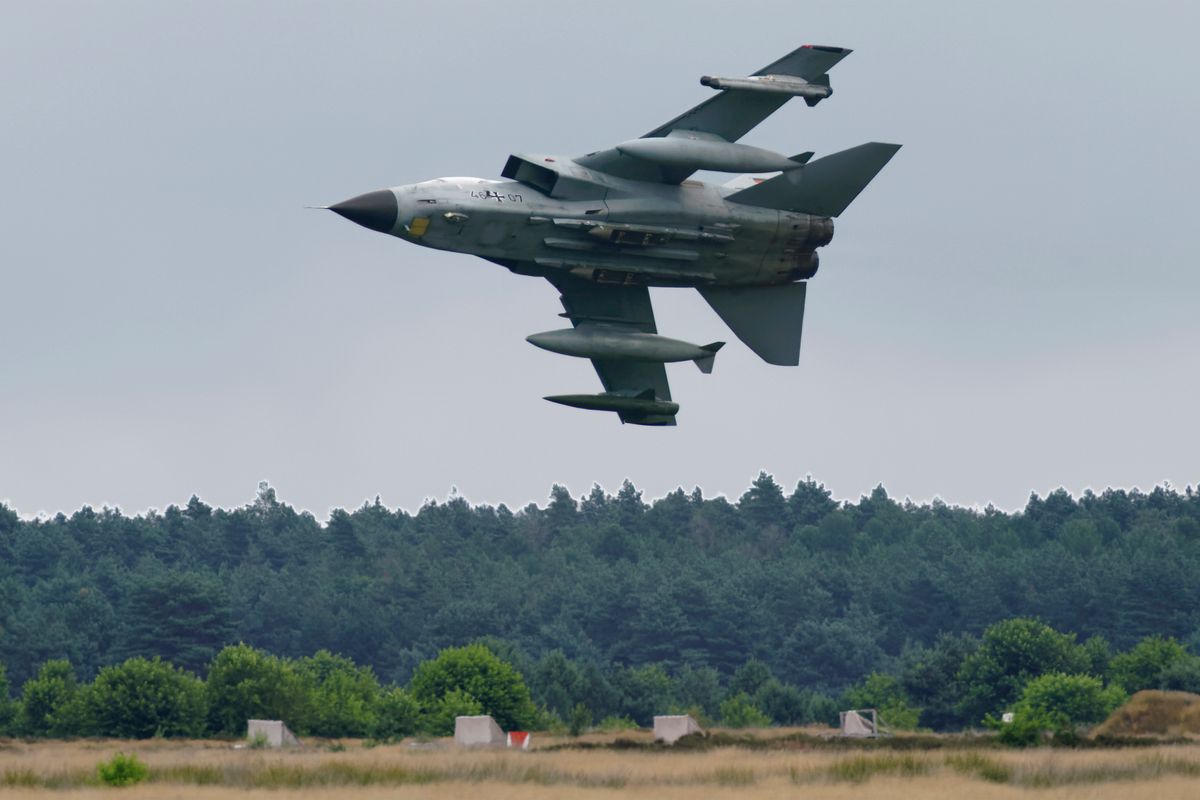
[4,732,1200,799]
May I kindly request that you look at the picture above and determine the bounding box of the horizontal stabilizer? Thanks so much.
[694,341,725,374]
[698,283,807,366]
[726,142,901,216]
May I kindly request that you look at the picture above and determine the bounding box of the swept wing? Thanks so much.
[575,45,852,184]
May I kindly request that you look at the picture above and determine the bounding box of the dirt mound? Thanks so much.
[1093,690,1200,738]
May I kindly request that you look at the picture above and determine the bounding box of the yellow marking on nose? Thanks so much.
[407,217,430,237]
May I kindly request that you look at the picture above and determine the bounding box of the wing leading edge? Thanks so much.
[575,44,852,184]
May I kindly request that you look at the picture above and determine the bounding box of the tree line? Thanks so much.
[3,619,1197,740]
[1,474,1198,729]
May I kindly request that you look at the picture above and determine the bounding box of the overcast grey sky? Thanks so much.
[2,0,1197,518]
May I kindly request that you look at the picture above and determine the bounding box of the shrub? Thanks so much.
[295,650,380,737]
[18,660,91,737]
[994,672,1126,746]
[594,715,639,732]
[719,693,771,728]
[1110,636,1189,692]
[754,680,807,725]
[805,692,840,728]
[373,686,420,740]
[957,618,1090,724]
[422,688,483,736]
[97,752,148,787]
[88,657,206,738]
[205,644,310,735]
[567,703,592,736]
[410,644,537,731]
[0,663,16,735]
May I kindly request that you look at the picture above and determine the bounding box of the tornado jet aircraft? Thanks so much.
[328,44,899,426]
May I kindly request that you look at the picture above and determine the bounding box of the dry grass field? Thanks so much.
[4,733,1200,799]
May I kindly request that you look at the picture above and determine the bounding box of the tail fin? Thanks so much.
[726,142,901,216]
[698,283,806,366]
[693,341,725,374]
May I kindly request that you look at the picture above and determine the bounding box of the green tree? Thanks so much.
[87,657,206,738]
[1109,636,1189,692]
[719,692,771,728]
[1157,655,1200,693]
[728,659,774,698]
[529,650,584,717]
[0,663,16,735]
[18,659,89,737]
[373,686,420,740]
[119,569,232,673]
[409,644,537,731]
[739,472,788,530]
[423,688,484,736]
[753,679,808,725]
[295,650,381,737]
[957,618,1089,724]
[899,633,979,730]
[205,644,310,735]
[997,672,1125,746]
[609,663,675,727]
[568,702,592,736]
[674,666,722,718]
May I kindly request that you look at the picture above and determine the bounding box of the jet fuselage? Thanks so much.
[339,170,833,288]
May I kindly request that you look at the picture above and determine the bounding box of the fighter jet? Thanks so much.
[328,44,899,426]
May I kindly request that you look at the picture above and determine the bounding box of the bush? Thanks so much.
[88,657,206,738]
[373,686,420,740]
[719,693,771,728]
[0,663,16,735]
[422,688,483,736]
[1157,655,1200,693]
[18,660,91,737]
[754,680,807,725]
[805,692,840,728]
[205,644,310,735]
[1109,636,1189,692]
[295,650,380,737]
[410,644,537,731]
[97,752,148,787]
[957,618,1090,724]
[594,715,639,732]
[994,672,1126,746]
[568,703,592,736]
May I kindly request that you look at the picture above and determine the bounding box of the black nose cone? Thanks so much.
[330,190,398,233]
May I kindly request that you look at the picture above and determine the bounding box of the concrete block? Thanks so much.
[653,714,702,744]
[839,709,877,737]
[247,719,300,747]
[454,715,505,747]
